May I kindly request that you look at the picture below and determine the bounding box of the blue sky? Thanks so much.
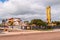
[0,0,60,23]
[0,0,8,3]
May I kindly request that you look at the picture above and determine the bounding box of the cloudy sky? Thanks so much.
[0,0,60,22]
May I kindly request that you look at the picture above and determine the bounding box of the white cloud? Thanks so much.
[0,0,60,22]
[3,1,17,13]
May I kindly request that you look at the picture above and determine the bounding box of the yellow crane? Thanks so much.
[46,6,51,26]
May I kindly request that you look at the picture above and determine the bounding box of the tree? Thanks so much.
[30,19,47,26]
[52,21,60,26]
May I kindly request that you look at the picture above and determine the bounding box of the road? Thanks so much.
[0,32,60,40]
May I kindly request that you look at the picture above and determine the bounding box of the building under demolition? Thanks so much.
[2,18,28,30]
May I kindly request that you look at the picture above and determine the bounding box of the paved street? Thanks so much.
[0,32,60,40]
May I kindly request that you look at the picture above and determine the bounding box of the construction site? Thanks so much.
[0,6,59,32]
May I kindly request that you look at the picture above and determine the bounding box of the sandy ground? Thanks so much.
[0,31,60,40]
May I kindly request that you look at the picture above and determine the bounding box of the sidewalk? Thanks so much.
[0,29,60,36]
